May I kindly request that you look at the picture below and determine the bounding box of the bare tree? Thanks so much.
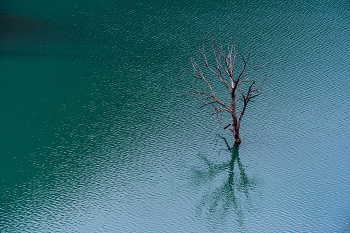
[182,35,266,144]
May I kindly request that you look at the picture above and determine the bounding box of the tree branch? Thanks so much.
[182,34,266,142]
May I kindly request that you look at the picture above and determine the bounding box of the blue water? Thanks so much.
[1,0,350,232]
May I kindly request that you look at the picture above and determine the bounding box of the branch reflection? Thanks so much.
[194,135,259,229]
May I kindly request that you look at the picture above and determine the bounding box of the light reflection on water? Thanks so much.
[1,0,350,232]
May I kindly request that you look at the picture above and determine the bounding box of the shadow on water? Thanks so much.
[192,135,259,230]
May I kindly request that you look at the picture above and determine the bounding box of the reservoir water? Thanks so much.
[1,0,350,232]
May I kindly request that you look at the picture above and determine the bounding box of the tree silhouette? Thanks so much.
[182,34,266,144]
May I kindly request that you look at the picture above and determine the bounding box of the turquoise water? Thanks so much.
[1,0,350,232]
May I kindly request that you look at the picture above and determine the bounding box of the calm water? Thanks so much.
[1,0,350,232]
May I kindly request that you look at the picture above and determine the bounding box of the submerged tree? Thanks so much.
[183,35,266,144]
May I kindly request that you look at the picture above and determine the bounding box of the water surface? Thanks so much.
[1,0,350,232]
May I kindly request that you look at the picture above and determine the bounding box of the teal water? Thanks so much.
[1,0,350,232]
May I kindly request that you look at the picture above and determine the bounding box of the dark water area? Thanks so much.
[1,0,350,232]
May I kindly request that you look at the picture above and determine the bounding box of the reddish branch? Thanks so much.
[182,34,266,144]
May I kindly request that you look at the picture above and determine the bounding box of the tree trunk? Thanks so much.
[231,112,241,144]
[231,92,241,144]
[233,126,241,144]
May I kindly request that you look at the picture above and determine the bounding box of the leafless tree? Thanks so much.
[182,34,266,144]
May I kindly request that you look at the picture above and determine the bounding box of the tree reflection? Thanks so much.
[194,135,258,229]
